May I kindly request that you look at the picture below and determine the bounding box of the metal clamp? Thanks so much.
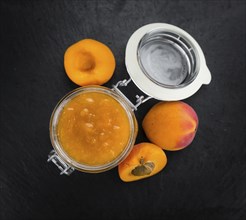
[47,150,75,175]
[112,78,152,111]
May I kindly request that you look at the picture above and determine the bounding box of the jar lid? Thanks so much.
[125,23,211,100]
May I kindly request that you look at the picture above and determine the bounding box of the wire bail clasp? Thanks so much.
[112,78,152,111]
[47,150,75,175]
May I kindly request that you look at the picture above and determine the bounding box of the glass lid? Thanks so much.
[125,23,211,101]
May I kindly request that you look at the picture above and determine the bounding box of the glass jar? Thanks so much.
[48,86,138,174]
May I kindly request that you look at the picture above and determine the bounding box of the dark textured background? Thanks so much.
[0,0,245,219]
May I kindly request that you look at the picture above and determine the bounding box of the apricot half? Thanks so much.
[64,39,116,86]
[118,143,167,182]
[142,101,198,151]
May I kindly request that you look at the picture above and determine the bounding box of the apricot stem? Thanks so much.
[140,156,144,165]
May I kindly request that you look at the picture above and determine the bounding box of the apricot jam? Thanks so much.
[57,91,131,166]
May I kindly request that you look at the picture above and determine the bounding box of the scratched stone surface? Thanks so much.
[0,0,245,219]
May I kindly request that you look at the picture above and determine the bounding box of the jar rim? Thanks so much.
[49,85,137,173]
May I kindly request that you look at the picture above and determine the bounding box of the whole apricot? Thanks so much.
[142,101,198,151]
[64,39,116,86]
[118,142,167,182]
